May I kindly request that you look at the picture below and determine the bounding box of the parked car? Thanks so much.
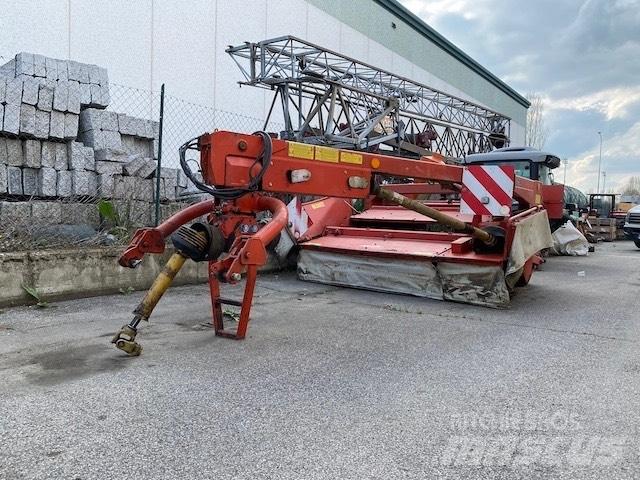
[623,205,640,248]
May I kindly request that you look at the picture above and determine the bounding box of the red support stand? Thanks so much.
[208,261,259,340]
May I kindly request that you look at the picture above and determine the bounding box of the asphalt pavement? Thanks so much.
[1,241,639,479]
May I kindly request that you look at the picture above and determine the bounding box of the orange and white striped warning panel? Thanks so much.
[460,165,515,216]
[286,196,310,238]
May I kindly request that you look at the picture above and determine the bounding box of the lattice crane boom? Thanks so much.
[227,36,510,158]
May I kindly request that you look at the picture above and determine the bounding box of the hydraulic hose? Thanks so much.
[179,131,272,200]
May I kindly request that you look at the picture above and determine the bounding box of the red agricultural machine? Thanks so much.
[112,131,553,355]
[111,37,554,355]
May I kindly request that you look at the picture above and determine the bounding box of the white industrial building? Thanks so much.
[1,0,528,146]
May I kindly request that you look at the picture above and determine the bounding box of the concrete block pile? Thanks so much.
[0,52,186,238]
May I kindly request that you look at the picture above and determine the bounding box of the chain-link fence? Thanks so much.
[0,51,275,252]
[159,91,284,220]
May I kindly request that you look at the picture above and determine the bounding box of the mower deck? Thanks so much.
[297,225,511,308]
[350,203,469,226]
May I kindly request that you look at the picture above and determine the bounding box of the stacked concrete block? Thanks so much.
[8,52,109,109]
[37,84,54,111]
[79,107,115,132]
[31,201,62,225]
[54,142,68,170]
[117,115,158,142]
[15,53,35,77]
[66,202,100,227]
[38,167,57,197]
[95,161,123,176]
[21,77,39,105]
[23,139,41,167]
[123,155,156,178]
[19,103,36,136]
[78,108,122,153]
[0,51,165,235]
[57,170,72,197]
[78,109,157,161]
[68,142,95,172]
[82,129,122,151]
[40,141,56,168]
[94,148,131,163]
[34,110,50,139]
[121,134,154,158]
[0,201,31,224]
[97,172,115,198]
[126,200,152,227]
[0,58,16,77]
[158,168,179,201]
[0,52,111,142]
[73,109,160,206]
[22,167,38,195]
[67,81,81,114]
[64,113,79,140]
[5,78,23,105]
[52,80,68,111]
[2,103,20,135]
[5,139,23,166]
[71,170,97,196]
[7,166,23,195]
[108,175,154,203]
[49,111,65,140]
[0,163,6,193]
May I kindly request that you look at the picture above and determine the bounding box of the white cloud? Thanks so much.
[566,120,640,192]
[548,87,640,120]
[400,0,484,23]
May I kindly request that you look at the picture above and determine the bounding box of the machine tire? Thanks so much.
[634,240,640,249]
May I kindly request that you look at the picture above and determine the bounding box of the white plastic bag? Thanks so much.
[551,221,589,256]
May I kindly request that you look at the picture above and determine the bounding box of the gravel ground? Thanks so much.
[1,241,639,479]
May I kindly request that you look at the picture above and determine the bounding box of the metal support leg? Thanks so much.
[235,265,257,339]
[209,263,258,340]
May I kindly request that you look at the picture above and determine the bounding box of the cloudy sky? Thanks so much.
[399,0,640,193]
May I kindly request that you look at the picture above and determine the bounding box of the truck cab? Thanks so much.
[464,146,560,183]
[464,147,575,229]
[623,205,640,248]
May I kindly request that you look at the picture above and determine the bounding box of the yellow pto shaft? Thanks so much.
[134,252,187,319]
[112,252,188,356]
[376,186,496,245]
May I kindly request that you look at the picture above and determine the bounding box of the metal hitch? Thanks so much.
[111,324,143,356]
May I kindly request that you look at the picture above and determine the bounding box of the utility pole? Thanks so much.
[597,131,603,193]
[602,171,607,193]
[563,158,568,185]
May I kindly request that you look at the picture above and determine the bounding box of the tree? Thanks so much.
[525,93,548,150]
[621,176,640,195]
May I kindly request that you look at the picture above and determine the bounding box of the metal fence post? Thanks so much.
[154,83,165,226]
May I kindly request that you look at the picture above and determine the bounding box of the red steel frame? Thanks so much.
[120,193,288,339]
[119,130,551,338]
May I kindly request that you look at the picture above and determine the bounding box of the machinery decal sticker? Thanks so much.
[460,165,515,216]
[288,141,315,160]
[340,151,363,165]
[315,146,339,163]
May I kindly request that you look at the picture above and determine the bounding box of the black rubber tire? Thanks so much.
[634,240,640,249]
